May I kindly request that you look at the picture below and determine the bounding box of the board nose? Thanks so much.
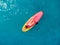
[34,11,43,22]
[37,11,43,16]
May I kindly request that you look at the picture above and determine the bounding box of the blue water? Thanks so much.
[0,0,60,45]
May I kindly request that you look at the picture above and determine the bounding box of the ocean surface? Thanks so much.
[0,0,60,45]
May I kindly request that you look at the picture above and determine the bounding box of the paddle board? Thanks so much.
[22,11,43,32]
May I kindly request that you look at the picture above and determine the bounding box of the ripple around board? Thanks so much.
[0,0,17,12]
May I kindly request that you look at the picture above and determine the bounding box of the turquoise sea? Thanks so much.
[0,0,60,45]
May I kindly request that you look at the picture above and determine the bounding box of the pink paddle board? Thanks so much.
[22,11,43,32]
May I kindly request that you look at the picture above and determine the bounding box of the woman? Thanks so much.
[25,16,37,28]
